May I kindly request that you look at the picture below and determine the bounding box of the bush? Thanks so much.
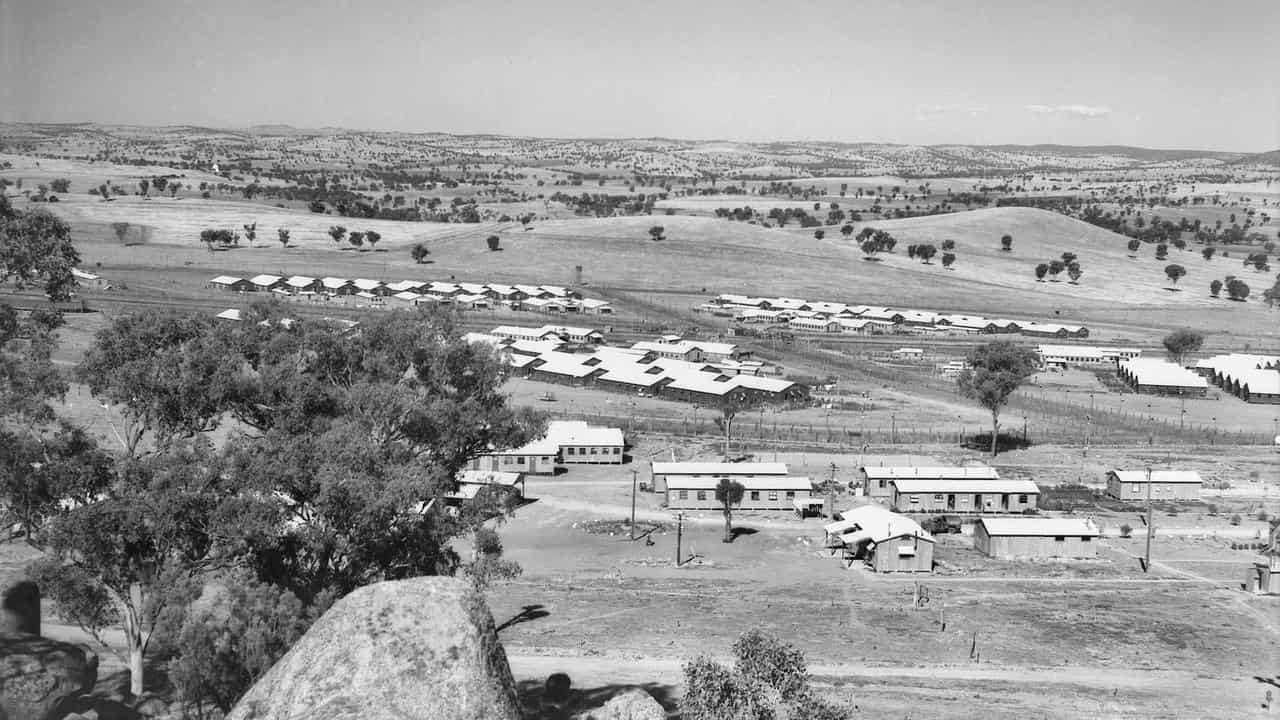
[1119,523,1132,537]
[1230,514,1242,526]
[1258,510,1269,522]
[168,572,311,714]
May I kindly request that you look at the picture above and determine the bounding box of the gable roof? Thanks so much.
[1109,470,1203,484]
[863,466,999,480]
[652,462,789,476]
[890,478,1040,494]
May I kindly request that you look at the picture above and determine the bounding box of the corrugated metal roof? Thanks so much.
[891,478,1040,494]
[1109,470,1203,484]
[978,518,1099,537]
[545,420,624,447]
[1119,358,1207,388]
[838,504,932,543]
[652,462,789,476]
[863,466,999,480]
[664,475,813,491]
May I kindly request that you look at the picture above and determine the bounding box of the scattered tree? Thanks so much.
[1210,278,1223,297]
[941,239,955,251]
[1202,246,1216,261]
[364,230,381,250]
[1162,329,1204,365]
[327,225,346,243]
[1034,263,1049,281]
[348,231,365,249]
[1127,238,1141,256]
[242,222,257,247]
[1155,243,1168,261]
[715,478,746,544]
[1164,263,1186,285]
[1000,234,1013,252]
[1067,262,1083,284]
[813,229,825,240]
[916,243,937,263]
[1048,259,1065,280]
[1226,278,1250,301]
[486,235,501,251]
[411,242,431,263]
[277,228,290,248]
[50,178,70,193]
[957,341,1039,456]
[649,225,665,241]
[941,252,956,269]
[1061,252,1077,266]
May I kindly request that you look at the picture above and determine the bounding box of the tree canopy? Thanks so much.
[957,342,1038,456]
[1161,328,1204,365]
[0,203,80,301]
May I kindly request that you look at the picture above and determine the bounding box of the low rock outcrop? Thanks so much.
[227,577,522,720]
[573,689,666,720]
[0,633,98,720]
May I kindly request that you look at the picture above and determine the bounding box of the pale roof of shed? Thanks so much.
[1109,470,1203,484]
[837,504,932,544]
[210,275,242,284]
[249,274,283,286]
[545,420,624,447]
[215,308,241,321]
[687,341,738,355]
[527,351,598,378]
[665,475,813,491]
[457,470,523,487]
[652,462,789,476]
[351,278,384,291]
[863,466,999,480]
[664,373,737,395]
[890,478,1040,494]
[597,364,669,387]
[493,325,557,337]
[730,375,795,393]
[320,277,351,288]
[284,275,317,287]
[385,279,428,292]
[978,517,1099,537]
[1241,370,1280,394]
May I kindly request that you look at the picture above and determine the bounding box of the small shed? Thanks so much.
[826,504,934,573]
[973,517,1100,559]
[1105,470,1202,501]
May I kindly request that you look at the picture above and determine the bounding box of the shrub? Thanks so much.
[1258,510,1269,522]
[1230,514,1242,526]
[1119,523,1132,537]
[486,235,501,251]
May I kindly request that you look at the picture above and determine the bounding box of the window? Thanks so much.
[612,448,620,455]
[590,447,598,455]
[679,490,688,499]
[1081,536,1092,542]
[933,494,944,502]
[910,495,920,504]
[1053,536,1065,542]
[878,479,887,489]
[786,491,795,499]
[567,447,576,456]
[768,491,778,501]
[502,456,512,465]
[697,491,707,501]
[517,456,525,465]
[750,491,760,501]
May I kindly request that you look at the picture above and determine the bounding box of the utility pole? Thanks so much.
[675,512,685,567]
[827,463,837,519]
[630,469,638,540]
[1144,465,1154,573]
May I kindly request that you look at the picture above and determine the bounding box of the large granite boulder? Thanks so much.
[227,577,522,720]
[573,689,666,720]
[0,633,98,720]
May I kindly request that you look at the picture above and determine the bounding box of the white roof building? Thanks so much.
[977,517,1100,537]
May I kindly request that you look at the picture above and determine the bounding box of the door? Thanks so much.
[947,494,956,510]
[1001,494,1009,511]
[973,494,983,512]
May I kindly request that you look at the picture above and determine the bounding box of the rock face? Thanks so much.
[227,577,522,720]
[1,581,40,635]
[0,633,98,720]
[574,689,666,720]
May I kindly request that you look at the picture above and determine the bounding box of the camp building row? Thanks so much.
[699,294,1089,339]
[208,276,613,314]
[467,420,625,475]
[479,330,808,406]
[1105,470,1203,501]
[651,462,824,514]
[973,518,1101,560]
[1036,344,1142,369]
[1116,358,1208,396]
[1194,354,1280,404]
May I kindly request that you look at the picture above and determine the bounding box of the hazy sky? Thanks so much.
[2,0,1277,151]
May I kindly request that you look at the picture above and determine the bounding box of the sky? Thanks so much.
[2,0,1277,151]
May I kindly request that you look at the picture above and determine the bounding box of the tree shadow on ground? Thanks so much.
[962,431,1031,453]
[496,604,550,633]
[516,679,679,719]
[729,527,758,540]
[1255,675,1280,689]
